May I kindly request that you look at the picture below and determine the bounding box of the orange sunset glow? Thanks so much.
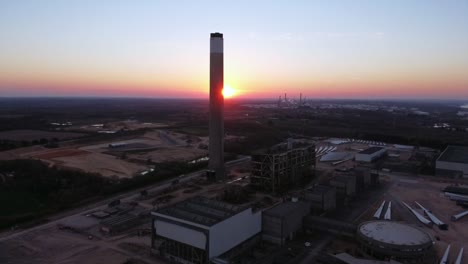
[0,1,467,99]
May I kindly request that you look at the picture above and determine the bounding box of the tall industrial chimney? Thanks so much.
[209,32,224,180]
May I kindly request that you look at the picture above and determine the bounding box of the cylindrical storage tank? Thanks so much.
[357,221,433,261]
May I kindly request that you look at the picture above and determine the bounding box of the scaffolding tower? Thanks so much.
[251,143,315,194]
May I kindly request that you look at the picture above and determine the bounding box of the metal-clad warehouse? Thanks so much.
[436,145,468,178]
[355,147,387,163]
[151,196,261,264]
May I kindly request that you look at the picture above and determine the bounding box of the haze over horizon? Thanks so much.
[1,1,467,99]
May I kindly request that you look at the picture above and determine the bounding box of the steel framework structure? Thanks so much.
[251,144,315,194]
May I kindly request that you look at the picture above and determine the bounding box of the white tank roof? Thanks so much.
[358,221,432,246]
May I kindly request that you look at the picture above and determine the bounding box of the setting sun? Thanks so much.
[222,85,236,98]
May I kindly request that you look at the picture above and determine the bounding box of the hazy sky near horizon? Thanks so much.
[1,0,467,99]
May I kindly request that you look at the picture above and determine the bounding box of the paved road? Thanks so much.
[0,156,251,242]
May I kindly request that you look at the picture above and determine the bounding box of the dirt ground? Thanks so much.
[129,146,208,163]
[363,175,468,262]
[0,223,159,264]
[388,178,468,261]
[0,129,208,178]
[0,145,47,160]
[33,149,89,159]
[52,152,147,178]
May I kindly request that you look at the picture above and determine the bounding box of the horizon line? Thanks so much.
[0,96,467,102]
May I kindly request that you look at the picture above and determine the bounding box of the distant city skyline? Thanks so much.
[1,0,467,99]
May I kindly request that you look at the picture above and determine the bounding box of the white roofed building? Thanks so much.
[436,145,468,178]
[151,196,261,264]
[355,147,387,163]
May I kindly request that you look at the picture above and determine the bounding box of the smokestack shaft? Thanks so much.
[209,33,224,180]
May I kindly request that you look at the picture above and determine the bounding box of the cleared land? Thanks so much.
[33,149,89,159]
[387,177,468,261]
[0,224,156,264]
[0,145,46,160]
[0,129,209,178]
[353,175,468,262]
[129,147,207,163]
[51,152,147,178]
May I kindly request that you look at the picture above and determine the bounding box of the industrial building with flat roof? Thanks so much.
[330,175,356,197]
[355,147,387,163]
[354,167,371,191]
[262,200,310,245]
[436,145,468,178]
[304,185,336,212]
[151,196,261,264]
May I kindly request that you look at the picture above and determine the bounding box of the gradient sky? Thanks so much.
[1,0,467,99]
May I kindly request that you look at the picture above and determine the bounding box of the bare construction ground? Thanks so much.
[0,145,47,160]
[388,177,468,261]
[0,129,208,178]
[129,147,207,163]
[0,222,158,264]
[52,152,147,178]
[356,175,468,262]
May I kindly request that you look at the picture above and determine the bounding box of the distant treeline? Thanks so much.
[270,108,468,150]
[0,138,59,151]
[220,108,468,155]
[224,120,286,154]
[0,115,50,132]
[0,159,207,230]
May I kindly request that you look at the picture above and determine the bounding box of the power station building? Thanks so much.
[354,167,371,191]
[303,185,336,213]
[436,145,468,178]
[151,196,261,264]
[330,175,356,197]
[208,32,225,181]
[250,142,315,194]
[262,200,311,245]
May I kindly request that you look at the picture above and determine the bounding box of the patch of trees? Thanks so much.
[0,158,209,230]
[224,120,286,154]
[0,159,109,229]
[271,109,468,149]
[0,138,59,151]
[0,115,50,131]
